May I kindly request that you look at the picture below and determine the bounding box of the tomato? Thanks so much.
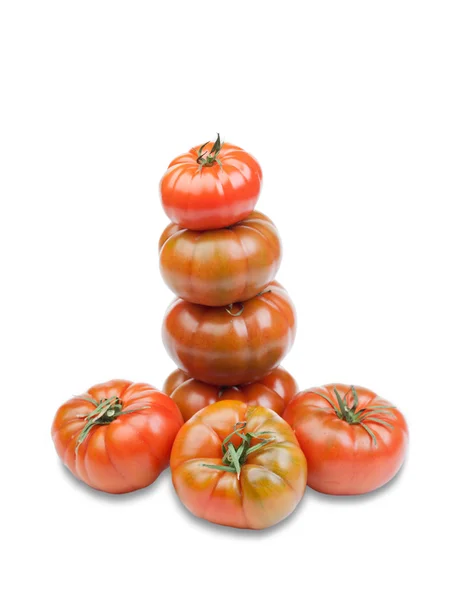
[160,134,262,230]
[159,211,281,306]
[259,367,299,406]
[170,400,307,529]
[283,384,408,495]
[51,380,183,494]
[163,366,298,421]
[162,281,296,386]
[162,368,190,397]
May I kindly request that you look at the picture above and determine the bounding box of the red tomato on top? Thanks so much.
[160,134,262,230]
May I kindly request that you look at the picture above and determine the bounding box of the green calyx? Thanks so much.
[196,133,223,168]
[75,396,150,453]
[315,386,396,446]
[202,421,275,480]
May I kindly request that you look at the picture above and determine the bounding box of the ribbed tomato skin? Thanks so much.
[170,401,307,529]
[283,384,409,495]
[160,142,262,231]
[163,366,298,421]
[162,281,296,386]
[158,211,281,306]
[51,380,183,494]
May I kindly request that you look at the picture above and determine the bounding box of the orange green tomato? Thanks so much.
[283,384,408,495]
[158,211,281,306]
[51,380,183,493]
[170,400,307,529]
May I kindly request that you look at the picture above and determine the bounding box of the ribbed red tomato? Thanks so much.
[171,400,307,529]
[163,366,298,421]
[162,281,296,386]
[158,211,281,306]
[283,384,409,495]
[160,134,262,230]
[51,380,183,493]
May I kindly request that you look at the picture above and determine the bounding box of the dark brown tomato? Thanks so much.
[162,281,296,386]
[162,368,190,397]
[163,366,298,421]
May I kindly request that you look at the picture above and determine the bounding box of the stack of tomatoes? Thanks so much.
[51,135,409,532]
[158,136,307,528]
[159,134,297,419]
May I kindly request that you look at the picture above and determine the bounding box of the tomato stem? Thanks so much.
[202,422,275,479]
[314,387,396,446]
[196,133,223,168]
[75,396,150,453]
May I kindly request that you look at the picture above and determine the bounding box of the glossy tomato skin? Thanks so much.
[51,380,183,494]
[160,141,262,230]
[158,211,281,306]
[259,367,299,406]
[162,281,296,386]
[162,368,190,397]
[170,400,307,529]
[163,366,298,421]
[283,384,409,495]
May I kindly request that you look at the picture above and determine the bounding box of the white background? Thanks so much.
[1,1,469,599]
